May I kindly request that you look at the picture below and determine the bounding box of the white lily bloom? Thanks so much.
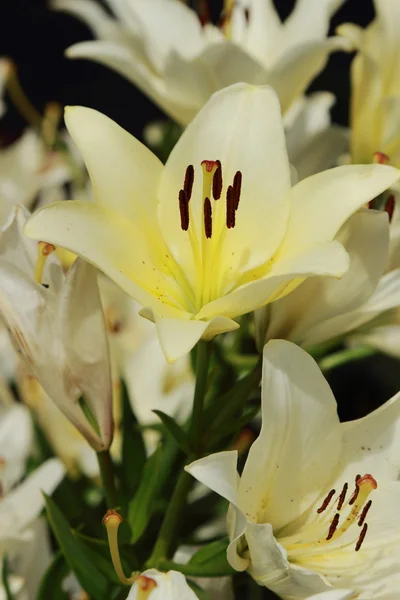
[187,340,400,598]
[338,0,400,168]
[257,209,400,351]
[0,459,64,597]
[0,206,113,451]
[0,400,33,493]
[307,593,355,600]
[24,84,400,362]
[53,0,349,126]
[126,569,198,599]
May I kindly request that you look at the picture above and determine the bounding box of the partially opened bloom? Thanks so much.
[338,0,400,168]
[126,569,198,599]
[54,0,349,125]
[187,340,400,598]
[0,399,33,493]
[24,84,400,361]
[257,209,400,351]
[0,206,113,451]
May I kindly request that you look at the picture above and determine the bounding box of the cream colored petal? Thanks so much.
[292,127,349,181]
[337,390,400,482]
[64,106,163,231]
[245,522,330,595]
[152,314,239,362]
[350,325,400,358]
[0,459,64,548]
[159,83,291,278]
[66,41,199,126]
[0,403,33,492]
[278,164,400,259]
[239,341,342,531]
[24,201,183,318]
[126,569,199,599]
[196,240,349,321]
[306,592,355,600]
[266,210,390,346]
[283,0,345,47]
[58,258,114,449]
[186,451,249,572]
[232,0,282,66]
[268,37,351,115]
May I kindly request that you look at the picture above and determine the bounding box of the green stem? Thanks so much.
[319,346,375,372]
[146,470,193,566]
[189,340,212,452]
[2,558,15,600]
[157,559,234,577]
[97,450,118,508]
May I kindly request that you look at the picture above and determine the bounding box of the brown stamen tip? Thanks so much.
[233,170,242,210]
[317,489,336,514]
[184,164,194,201]
[138,576,157,591]
[212,160,222,200]
[373,151,390,164]
[385,194,395,222]
[179,189,189,231]
[368,199,375,210]
[198,0,211,26]
[355,522,368,551]
[39,241,56,256]
[244,7,250,23]
[337,482,348,510]
[358,500,372,527]
[226,185,235,228]
[102,509,123,526]
[204,197,212,239]
[326,513,340,540]
[349,475,361,505]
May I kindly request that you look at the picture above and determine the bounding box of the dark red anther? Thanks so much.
[226,185,236,229]
[198,0,211,26]
[385,194,395,222]
[233,170,242,210]
[317,489,336,514]
[368,199,375,210]
[179,189,189,231]
[358,500,372,527]
[184,165,194,201]
[244,7,250,23]
[204,197,212,239]
[212,160,222,200]
[326,513,340,540]
[349,475,361,506]
[337,483,348,511]
[355,523,368,551]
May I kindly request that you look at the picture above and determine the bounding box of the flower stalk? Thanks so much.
[103,510,139,585]
[97,450,118,509]
[319,346,376,372]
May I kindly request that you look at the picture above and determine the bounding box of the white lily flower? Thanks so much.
[0,459,64,598]
[52,0,349,126]
[0,400,33,493]
[126,569,198,599]
[285,93,348,181]
[0,206,113,451]
[257,209,400,351]
[338,0,400,168]
[187,340,400,598]
[307,593,355,600]
[24,84,400,361]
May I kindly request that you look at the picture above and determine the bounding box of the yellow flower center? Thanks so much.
[280,474,378,562]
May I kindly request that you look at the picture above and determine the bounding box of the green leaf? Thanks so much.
[189,538,230,567]
[153,410,192,455]
[44,493,112,600]
[73,531,138,581]
[37,552,69,600]
[120,379,146,499]
[128,435,179,543]
[187,580,211,600]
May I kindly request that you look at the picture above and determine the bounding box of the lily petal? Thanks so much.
[277,164,400,260]
[64,106,163,232]
[238,340,342,531]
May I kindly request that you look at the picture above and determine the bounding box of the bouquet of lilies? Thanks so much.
[1,0,400,598]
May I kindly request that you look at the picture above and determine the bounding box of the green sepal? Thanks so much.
[153,410,192,455]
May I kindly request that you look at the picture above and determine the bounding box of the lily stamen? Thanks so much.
[355,523,368,552]
[34,241,56,284]
[102,510,139,586]
[316,488,336,514]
